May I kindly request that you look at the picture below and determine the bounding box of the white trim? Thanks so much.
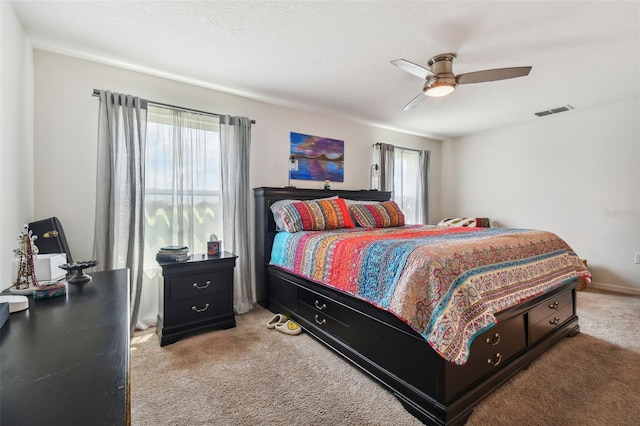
[589,281,640,296]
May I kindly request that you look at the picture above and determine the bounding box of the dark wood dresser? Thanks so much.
[0,269,131,426]
[157,252,237,346]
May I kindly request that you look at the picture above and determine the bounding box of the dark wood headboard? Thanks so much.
[253,187,391,306]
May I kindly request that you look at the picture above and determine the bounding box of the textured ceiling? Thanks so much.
[11,0,640,140]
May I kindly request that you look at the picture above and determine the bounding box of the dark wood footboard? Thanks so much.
[267,265,578,425]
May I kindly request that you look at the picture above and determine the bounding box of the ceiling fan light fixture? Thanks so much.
[424,76,456,97]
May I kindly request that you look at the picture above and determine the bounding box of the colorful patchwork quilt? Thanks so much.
[271,225,591,365]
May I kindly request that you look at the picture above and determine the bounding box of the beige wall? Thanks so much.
[32,49,441,262]
[1,2,34,287]
[441,99,640,294]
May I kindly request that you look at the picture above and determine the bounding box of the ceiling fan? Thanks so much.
[391,53,532,111]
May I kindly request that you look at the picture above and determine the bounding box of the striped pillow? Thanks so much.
[279,198,355,232]
[349,201,405,228]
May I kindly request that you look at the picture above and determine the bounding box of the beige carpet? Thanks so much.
[131,288,640,425]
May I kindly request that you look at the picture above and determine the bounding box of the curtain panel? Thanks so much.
[93,90,148,336]
[220,115,254,314]
[377,143,395,192]
[417,150,430,224]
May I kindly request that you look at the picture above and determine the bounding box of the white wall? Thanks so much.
[1,2,34,288]
[32,50,441,262]
[9,41,639,295]
[441,99,640,294]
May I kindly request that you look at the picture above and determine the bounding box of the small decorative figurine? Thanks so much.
[13,225,39,290]
[12,224,68,298]
[324,180,331,190]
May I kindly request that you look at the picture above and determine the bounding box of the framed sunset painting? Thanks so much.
[289,132,344,182]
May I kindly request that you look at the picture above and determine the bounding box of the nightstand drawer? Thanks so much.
[170,270,233,301]
[170,292,232,325]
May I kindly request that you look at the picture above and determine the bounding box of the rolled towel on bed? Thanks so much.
[437,217,492,228]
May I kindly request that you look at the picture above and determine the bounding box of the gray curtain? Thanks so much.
[220,116,254,314]
[93,90,148,336]
[417,150,431,224]
[377,143,395,192]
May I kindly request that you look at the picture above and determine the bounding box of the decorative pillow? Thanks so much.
[278,198,355,232]
[342,199,378,227]
[270,196,337,231]
[437,217,492,228]
[349,200,405,228]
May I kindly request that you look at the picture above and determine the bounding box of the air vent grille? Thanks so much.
[535,105,574,117]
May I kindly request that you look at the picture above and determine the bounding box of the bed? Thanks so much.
[254,187,589,425]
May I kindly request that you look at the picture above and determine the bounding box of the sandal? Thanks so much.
[275,319,302,335]
[267,313,288,329]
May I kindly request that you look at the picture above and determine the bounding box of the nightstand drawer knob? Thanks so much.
[548,301,560,309]
[549,317,561,325]
[192,303,210,313]
[314,300,327,310]
[193,280,211,290]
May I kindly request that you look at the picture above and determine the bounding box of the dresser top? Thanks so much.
[1,269,130,425]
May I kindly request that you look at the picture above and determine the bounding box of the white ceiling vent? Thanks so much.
[535,105,574,117]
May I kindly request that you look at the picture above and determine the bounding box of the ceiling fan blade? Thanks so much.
[402,93,426,111]
[391,59,433,80]
[457,66,532,85]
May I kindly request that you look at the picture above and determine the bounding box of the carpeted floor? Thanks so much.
[131,288,640,425]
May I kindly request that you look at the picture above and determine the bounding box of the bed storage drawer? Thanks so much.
[528,289,573,325]
[298,288,351,342]
[299,287,344,321]
[528,289,574,344]
[445,314,526,401]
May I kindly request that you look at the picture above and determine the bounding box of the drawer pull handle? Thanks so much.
[193,280,211,290]
[549,316,561,325]
[548,301,560,309]
[485,333,501,346]
[314,300,327,310]
[314,314,326,326]
[192,303,210,313]
[487,353,502,367]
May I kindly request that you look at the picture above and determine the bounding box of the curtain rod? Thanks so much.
[92,89,255,124]
[373,142,421,153]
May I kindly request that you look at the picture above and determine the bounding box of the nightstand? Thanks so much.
[157,252,237,346]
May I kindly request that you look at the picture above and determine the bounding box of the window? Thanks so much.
[393,147,421,224]
[144,105,223,260]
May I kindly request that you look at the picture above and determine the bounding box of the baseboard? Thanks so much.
[589,281,640,296]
